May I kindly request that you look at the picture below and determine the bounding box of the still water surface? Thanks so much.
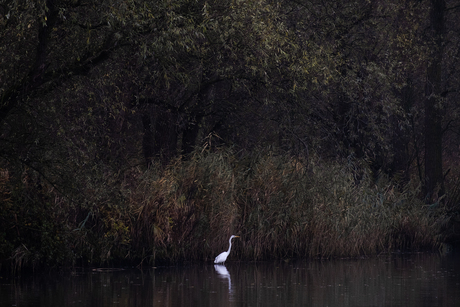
[1,252,459,307]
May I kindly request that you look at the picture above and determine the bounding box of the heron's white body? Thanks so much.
[214,235,239,264]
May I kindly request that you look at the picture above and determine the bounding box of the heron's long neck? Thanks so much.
[227,238,233,253]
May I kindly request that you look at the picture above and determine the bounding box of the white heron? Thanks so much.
[214,235,239,264]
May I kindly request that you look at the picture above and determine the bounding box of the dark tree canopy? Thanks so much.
[2,0,460,196]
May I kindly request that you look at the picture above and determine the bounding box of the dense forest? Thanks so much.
[1,0,460,272]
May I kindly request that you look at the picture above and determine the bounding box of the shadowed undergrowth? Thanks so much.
[0,150,455,271]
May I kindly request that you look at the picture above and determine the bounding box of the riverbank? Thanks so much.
[1,151,458,273]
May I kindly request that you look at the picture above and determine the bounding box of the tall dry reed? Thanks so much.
[2,149,452,272]
[128,150,447,263]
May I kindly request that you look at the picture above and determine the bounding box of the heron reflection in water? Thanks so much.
[214,264,232,291]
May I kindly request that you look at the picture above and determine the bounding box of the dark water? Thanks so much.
[1,252,459,307]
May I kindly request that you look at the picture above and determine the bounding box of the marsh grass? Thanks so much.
[128,150,448,263]
[1,149,454,271]
[129,151,240,263]
[233,155,443,260]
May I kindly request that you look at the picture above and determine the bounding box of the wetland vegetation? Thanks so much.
[1,0,460,273]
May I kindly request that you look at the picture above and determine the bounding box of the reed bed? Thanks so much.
[1,150,454,271]
[127,150,449,263]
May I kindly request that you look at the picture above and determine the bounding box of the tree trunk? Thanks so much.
[142,113,154,167]
[182,114,203,156]
[424,0,445,203]
[153,108,178,164]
